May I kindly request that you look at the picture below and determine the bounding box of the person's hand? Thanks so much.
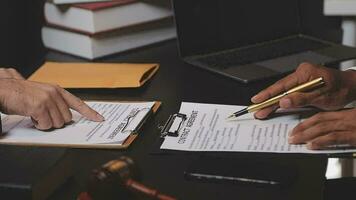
[288,108,356,150]
[0,79,105,130]
[251,63,356,119]
[0,68,25,80]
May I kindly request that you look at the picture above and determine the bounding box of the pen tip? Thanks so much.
[226,108,248,121]
[226,115,236,120]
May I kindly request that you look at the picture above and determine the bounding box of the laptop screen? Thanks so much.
[173,0,301,57]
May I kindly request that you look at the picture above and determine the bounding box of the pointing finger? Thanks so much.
[59,88,104,122]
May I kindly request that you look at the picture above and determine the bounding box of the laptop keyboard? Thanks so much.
[195,37,330,69]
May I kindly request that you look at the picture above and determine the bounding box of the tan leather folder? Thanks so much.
[29,62,159,88]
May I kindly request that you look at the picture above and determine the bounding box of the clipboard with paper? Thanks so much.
[157,102,356,155]
[0,101,161,149]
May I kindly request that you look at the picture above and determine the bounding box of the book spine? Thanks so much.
[44,1,172,34]
[45,16,173,37]
[53,0,111,5]
[41,23,176,60]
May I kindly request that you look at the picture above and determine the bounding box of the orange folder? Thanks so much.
[29,62,159,88]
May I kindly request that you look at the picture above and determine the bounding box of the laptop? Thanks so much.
[172,0,356,83]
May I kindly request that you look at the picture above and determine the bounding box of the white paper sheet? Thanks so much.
[160,102,356,154]
[0,101,155,146]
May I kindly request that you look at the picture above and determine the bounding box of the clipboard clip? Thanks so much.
[159,113,187,138]
[121,107,151,134]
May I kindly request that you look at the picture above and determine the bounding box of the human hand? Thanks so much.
[0,79,104,130]
[288,108,356,150]
[0,68,25,80]
[251,63,356,119]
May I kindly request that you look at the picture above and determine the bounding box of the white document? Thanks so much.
[160,102,356,154]
[0,101,155,146]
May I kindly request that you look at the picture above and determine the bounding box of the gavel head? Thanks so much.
[96,156,136,183]
[87,156,138,200]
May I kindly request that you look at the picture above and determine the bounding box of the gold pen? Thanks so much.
[227,77,325,119]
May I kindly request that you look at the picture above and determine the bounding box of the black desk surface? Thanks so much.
[42,40,328,200]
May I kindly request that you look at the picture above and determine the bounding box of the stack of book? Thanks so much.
[42,0,175,59]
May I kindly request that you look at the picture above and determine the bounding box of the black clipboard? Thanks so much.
[151,113,194,155]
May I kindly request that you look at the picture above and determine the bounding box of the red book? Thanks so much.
[74,0,136,11]
[44,0,172,34]
[53,0,113,4]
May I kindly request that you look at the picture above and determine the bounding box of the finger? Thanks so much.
[289,120,344,144]
[59,88,104,122]
[54,97,72,124]
[32,109,53,130]
[35,83,73,124]
[51,86,72,123]
[7,68,25,80]
[306,131,354,150]
[291,111,343,136]
[47,100,65,128]
[279,91,321,109]
[254,105,279,119]
[251,73,299,103]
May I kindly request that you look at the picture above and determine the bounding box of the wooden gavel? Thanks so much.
[77,156,177,200]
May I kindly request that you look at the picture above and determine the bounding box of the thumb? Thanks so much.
[279,92,317,109]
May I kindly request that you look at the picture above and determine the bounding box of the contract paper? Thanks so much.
[0,101,155,146]
[160,102,356,154]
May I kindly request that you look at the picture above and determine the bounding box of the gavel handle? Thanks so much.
[125,179,177,200]
[77,192,92,200]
